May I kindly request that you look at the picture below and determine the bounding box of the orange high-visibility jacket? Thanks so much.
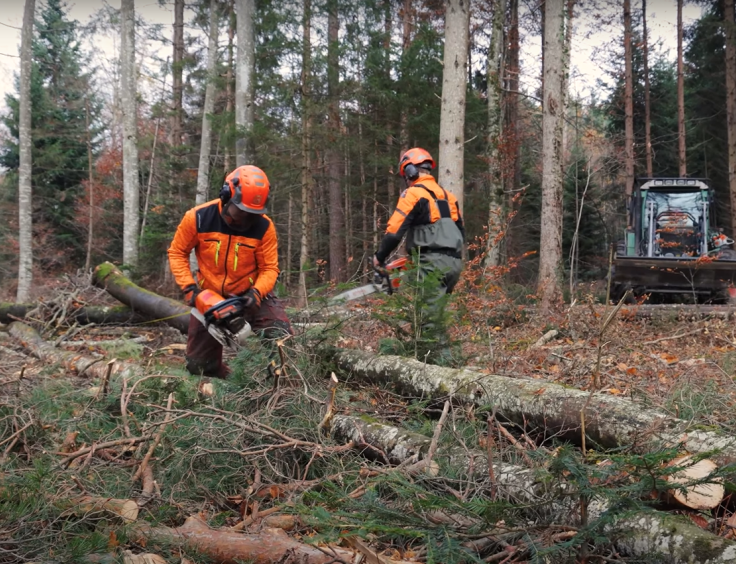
[168,199,281,298]
[375,174,465,263]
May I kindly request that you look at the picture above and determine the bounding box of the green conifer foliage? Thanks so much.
[0,0,100,265]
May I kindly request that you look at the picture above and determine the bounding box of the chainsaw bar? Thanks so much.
[330,283,383,304]
[190,307,253,350]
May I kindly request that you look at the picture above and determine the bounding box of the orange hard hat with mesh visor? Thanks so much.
[398,147,436,177]
[225,165,270,214]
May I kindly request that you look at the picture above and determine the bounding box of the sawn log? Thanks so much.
[92,262,190,333]
[330,413,736,563]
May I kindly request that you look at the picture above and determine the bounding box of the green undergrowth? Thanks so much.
[1,324,733,563]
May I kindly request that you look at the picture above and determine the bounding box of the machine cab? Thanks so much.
[627,178,713,259]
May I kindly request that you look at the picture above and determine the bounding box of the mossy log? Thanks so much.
[92,262,190,333]
[330,413,736,563]
[0,303,146,326]
[8,321,144,379]
[130,513,367,564]
[327,349,736,465]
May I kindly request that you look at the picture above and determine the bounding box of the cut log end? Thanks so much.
[667,456,724,510]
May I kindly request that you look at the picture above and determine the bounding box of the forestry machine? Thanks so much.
[611,178,736,303]
[190,289,253,349]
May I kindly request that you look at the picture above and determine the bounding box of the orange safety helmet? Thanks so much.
[398,147,436,178]
[222,165,270,214]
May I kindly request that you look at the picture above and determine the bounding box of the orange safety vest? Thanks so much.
[168,199,281,298]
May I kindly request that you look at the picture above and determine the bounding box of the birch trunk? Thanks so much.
[726,0,736,238]
[327,348,736,466]
[235,0,255,166]
[16,0,35,302]
[677,0,687,176]
[326,0,346,282]
[537,0,565,309]
[331,415,547,504]
[298,0,313,308]
[196,0,220,205]
[485,0,506,268]
[643,0,653,177]
[623,0,635,197]
[121,0,140,269]
[171,0,185,147]
[437,0,469,211]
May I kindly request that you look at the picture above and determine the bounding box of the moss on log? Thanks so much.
[92,262,190,333]
[327,349,736,465]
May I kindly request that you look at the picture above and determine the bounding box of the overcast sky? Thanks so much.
[0,0,706,109]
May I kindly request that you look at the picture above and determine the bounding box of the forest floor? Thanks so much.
[3,274,736,563]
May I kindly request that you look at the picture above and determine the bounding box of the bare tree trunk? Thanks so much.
[485,0,506,267]
[235,0,255,166]
[327,0,346,282]
[298,0,313,308]
[677,0,687,176]
[623,0,635,198]
[224,0,235,173]
[85,99,94,272]
[196,0,220,205]
[726,0,736,238]
[171,0,185,147]
[537,0,565,309]
[438,0,469,211]
[121,0,140,269]
[643,0,653,177]
[504,0,520,257]
[399,0,413,150]
[384,2,396,207]
[16,0,35,302]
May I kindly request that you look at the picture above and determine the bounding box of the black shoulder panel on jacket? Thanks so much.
[196,203,271,239]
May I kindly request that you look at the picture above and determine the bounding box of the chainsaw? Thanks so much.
[190,289,253,349]
[329,257,408,304]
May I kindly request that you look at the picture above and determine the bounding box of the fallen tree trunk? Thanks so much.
[130,513,374,564]
[0,302,147,326]
[8,321,146,380]
[92,262,190,334]
[331,413,736,564]
[327,349,736,465]
[331,414,547,505]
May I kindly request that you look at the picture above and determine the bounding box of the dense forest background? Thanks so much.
[0,0,729,302]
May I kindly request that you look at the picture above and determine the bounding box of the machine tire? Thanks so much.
[615,240,626,257]
[718,248,736,260]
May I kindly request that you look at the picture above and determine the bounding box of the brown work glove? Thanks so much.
[241,288,262,310]
[183,284,200,307]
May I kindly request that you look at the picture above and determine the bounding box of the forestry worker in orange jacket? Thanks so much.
[373,147,465,295]
[168,165,292,379]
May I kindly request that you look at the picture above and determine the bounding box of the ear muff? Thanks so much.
[220,177,239,205]
[404,163,419,181]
